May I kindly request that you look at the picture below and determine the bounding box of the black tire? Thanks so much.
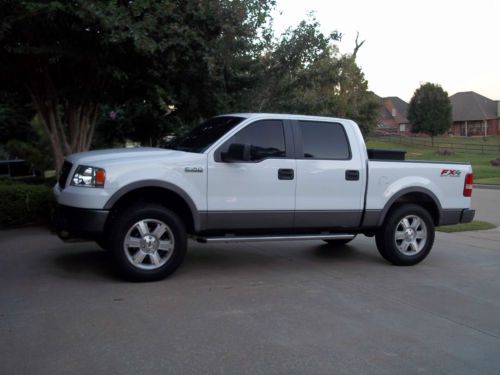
[375,204,435,266]
[109,204,187,281]
[323,236,356,246]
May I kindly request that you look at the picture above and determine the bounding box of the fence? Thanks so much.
[370,135,500,155]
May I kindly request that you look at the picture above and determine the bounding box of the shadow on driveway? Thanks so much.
[51,248,119,281]
[48,239,383,281]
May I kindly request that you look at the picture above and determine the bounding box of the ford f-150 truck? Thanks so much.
[53,113,475,281]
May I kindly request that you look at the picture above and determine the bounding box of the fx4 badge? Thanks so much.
[185,167,204,173]
[440,169,462,177]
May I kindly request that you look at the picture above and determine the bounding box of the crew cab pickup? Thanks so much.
[53,113,475,281]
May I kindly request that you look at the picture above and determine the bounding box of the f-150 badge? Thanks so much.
[440,169,461,177]
[185,167,204,173]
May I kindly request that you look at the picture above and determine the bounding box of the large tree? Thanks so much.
[408,83,452,144]
[1,2,378,170]
[245,18,379,135]
[0,0,275,172]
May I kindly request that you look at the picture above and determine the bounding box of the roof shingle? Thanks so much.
[450,91,498,121]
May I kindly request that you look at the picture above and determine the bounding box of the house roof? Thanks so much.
[378,96,409,124]
[449,91,499,121]
[385,96,409,120]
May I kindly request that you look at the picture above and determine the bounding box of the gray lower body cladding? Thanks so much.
[203,210,363,231]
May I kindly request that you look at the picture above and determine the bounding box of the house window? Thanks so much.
[467,121,485,136]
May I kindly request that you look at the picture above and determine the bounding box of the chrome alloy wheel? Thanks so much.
[394,215,427,256]
[123,219,175,270]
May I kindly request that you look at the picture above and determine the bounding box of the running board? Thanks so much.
[194,233,355,244]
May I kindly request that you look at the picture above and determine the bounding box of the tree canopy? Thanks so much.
[408,83,452,143]
[1,1,378,172]
[245,18,378,134]
[0,0,276,170]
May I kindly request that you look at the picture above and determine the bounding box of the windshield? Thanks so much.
[167,116,245,153]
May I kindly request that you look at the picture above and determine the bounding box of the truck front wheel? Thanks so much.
[109,204,187,281]
[375,204,435,266]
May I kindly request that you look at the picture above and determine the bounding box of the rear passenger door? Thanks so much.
[293,120,365,229]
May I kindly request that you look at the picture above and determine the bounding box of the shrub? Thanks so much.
[0,181,53,227]
[12,176,56,186]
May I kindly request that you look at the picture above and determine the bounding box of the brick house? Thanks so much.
[449,91,500,136]
[376,96,411,134]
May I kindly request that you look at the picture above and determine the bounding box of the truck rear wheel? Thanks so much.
[375,204,434,266]
[109,204,187,281]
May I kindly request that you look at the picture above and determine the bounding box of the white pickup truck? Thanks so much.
[53,113,475,281]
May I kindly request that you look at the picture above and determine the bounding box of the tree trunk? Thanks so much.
[352,32,365,60]
[29,92,99,174]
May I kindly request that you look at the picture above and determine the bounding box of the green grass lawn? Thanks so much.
[373,135,500,148]
[437,220,497,233]
[366,138,500,183]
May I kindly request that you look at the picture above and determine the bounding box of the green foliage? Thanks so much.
[0,92,35,143]
[0,0,278,170]
[95,100,184,148]
[408,83,452,141]
[0,92,53,173]
[247,17,378,135]
[1,1,377,156]
[4,116,53,174]
[0,180,52,227]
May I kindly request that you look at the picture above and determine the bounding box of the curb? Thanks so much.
[474,184,500,190]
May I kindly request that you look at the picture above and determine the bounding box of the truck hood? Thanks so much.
[66,147,194,166]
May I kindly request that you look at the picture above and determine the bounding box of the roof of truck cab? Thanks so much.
[221,113,348,122]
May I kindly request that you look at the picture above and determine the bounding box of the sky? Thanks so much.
[272,0,500,102]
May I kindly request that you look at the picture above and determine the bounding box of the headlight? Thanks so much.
[71,165,106,188]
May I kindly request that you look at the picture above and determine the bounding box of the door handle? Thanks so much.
[278,168,294,180]
[345,170,360,181]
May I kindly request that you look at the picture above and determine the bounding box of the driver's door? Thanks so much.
[206,119,296,231]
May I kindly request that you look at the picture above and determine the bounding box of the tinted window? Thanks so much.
[218,120,286,161]
[167,116,244,153]
[299,121,350,159]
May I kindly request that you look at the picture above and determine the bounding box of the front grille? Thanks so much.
[58,161,73,189]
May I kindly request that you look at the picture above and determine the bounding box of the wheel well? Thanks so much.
[385,192,440,225]
[106,187,195,233]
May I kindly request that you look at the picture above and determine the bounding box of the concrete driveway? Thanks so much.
[0,188,499,374]
[473,186,500,226]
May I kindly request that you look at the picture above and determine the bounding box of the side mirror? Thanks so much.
[221,143,251,162]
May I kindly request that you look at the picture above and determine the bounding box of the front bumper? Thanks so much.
[52,204,109,241]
